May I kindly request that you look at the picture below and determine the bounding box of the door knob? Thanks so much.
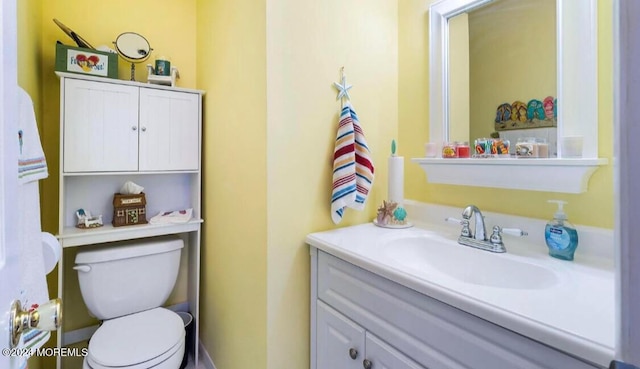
[9,298,62,348]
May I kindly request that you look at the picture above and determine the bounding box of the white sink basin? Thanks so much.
[382,235,558,290]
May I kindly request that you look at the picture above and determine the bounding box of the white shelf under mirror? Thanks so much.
[412,158,607,193]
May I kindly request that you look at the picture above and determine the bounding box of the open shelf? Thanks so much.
[58,219,203,247]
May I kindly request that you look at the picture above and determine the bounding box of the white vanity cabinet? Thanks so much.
[55,72,204,369]
[310,248,603,369]
[63,78,199,173]
[317,301,425,369]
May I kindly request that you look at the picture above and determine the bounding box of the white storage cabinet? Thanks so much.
[55,72,204,369]
[63,78,199,172]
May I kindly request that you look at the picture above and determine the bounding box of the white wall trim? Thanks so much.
[198,341,217,369]
[614,0,640,365]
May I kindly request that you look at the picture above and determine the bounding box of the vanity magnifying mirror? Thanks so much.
[412,0,607,194]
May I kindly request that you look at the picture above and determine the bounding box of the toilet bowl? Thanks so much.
[75,237,185,369]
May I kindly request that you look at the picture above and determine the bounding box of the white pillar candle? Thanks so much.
[388,155,404,206]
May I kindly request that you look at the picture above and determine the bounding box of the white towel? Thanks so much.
[18,88,48,184]
[149,208,193,224]
[17,87,51,358]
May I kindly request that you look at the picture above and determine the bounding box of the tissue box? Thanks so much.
[55,43,118,79]
[112,193,147,227]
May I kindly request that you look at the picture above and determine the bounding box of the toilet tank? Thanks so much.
[74,236,183,320]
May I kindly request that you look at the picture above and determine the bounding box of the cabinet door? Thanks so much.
[365,333,426,369]
[63,79,139,172]
[317,301,364,369]
[138,88,200,171]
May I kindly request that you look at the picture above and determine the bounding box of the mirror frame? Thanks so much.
[429,0,598,158]
[114,32,152,62]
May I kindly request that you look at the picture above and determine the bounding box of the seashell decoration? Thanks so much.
[376,200,397,225]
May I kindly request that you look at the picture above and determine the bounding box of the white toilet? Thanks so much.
[74,237,186,369]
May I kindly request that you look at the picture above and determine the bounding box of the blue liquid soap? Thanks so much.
[544,200,579,260]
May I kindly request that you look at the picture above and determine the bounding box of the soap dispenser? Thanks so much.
[545,200,579,260]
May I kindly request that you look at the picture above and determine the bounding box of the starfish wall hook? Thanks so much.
[333,67,352,101]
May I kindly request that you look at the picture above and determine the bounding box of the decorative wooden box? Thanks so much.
[55,43,118,79]
[112,193,147,227]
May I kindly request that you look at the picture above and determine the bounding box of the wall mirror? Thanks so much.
[413,0,606,193]
[429,0,598,158]
[447,0,556,152]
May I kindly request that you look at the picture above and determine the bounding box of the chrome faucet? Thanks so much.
[462,205,487,242]
[446,205,528,253]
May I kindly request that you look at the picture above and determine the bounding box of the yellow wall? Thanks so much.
[196,0,398,367]
[401,0,614,228]
[265,1,397,368]
[399,0,430,204]
[196,0,268,368]
[17,0,42,114]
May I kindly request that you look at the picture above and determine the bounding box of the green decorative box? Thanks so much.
[55,43,118,79]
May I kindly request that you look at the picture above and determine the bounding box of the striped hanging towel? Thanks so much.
[331,103,374,224]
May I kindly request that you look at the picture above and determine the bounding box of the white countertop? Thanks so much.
[306,220,615,368]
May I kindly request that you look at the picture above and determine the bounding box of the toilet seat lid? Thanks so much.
[89,308,184,367]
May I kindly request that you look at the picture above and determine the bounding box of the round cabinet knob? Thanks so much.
[349,348,358,360]
[131,126,137,131]
[363,359,372,369]
[141,126,147,132]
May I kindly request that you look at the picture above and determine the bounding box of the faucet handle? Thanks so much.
[445,217,472,238]
[501,228,528,237]
[490,226,528,246]
[445,217,462,224]
[490,226,504,246]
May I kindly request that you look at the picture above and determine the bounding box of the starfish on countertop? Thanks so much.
[376,200,398,225]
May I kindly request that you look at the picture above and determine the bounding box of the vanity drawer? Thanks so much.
[317,251,601,369]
